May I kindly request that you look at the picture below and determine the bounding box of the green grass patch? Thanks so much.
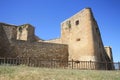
[0,65,120,80]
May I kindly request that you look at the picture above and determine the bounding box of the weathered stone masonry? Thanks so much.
[12,40,68,61]
[0,23,68,62]
[0,24,11,57]
[0,8,113,69]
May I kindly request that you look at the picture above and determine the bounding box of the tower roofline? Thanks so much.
[61,7,92,25]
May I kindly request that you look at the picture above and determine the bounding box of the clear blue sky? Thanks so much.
[0,0,120,62]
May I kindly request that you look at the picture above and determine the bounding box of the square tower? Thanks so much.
[61,8,109,62]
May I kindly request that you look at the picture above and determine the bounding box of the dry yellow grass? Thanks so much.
[0,65,120,80]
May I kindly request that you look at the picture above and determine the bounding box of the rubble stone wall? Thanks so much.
[12,41,68,61]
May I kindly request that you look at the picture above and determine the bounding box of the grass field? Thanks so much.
[0,65,120,80]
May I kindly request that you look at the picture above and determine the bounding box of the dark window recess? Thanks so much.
[75,20,79,25]
[76,38,80,41]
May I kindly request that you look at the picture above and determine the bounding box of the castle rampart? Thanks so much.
[12,40,68,61]
[0,8,113,69]
[0,23,68,63]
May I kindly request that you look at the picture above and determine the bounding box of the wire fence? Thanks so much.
[0,57,120,70]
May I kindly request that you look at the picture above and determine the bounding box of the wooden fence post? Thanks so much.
[3,57,5,64]
[50,59,52,68]
[106,61,108,70]
[90,60,91,70]
[118,62,120,70]
[27,57,30,66]
[72,59,73,69]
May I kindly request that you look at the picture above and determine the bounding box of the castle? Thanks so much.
[0,8,113,69]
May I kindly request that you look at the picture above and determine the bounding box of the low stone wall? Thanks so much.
[12,41,68,61]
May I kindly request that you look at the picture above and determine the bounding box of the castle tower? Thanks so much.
[104,46,113,62]
[17,24,35,42]
[61,8,108,62]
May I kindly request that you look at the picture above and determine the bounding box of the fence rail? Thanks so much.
[0,57,120,70]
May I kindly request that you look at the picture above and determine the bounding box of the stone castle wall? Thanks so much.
[1,23,17,43]
[11,41,68,61]
[0,24,11,57]
[0,8,113,69]
[0,23,69,62]
[104,46,113,62]
[91,16,110,62]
